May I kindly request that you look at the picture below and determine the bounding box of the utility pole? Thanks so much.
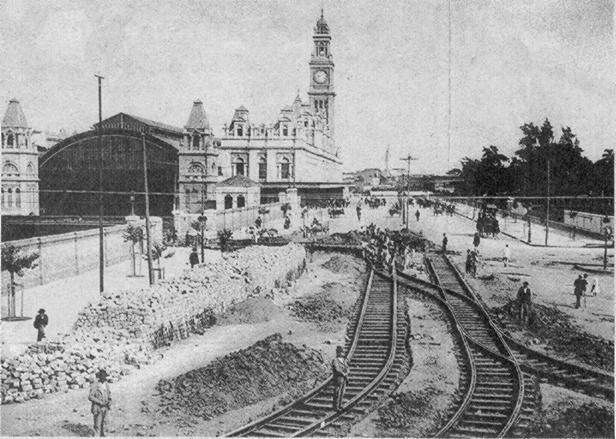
[201,136,207,262]
[95,74,104,293]
[400,154,417,229]
[142,131,154,286]
[545,160,550,246]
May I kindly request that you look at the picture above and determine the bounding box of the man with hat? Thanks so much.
[331,346,349,411]
[33,308,48,342]
[89,369,111,436]
[516,281,532,325]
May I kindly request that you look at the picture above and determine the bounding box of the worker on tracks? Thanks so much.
[332,346,349,411]
[517,281,532,325]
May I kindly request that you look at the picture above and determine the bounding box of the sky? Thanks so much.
[1,0,614,173]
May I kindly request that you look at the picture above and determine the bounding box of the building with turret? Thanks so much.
[216,10,343,202]
[1,99,39,215]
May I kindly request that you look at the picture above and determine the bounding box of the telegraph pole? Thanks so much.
[142,131,154,286]
[95,74,104,293]
[545,160,550,246]
[400,154,418,229]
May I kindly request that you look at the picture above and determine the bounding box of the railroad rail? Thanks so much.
[427,254,614,400]
[226,269,410,437]
[304,242,614,400]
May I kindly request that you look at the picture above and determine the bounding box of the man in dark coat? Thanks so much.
[331,346,349,411]
[573,275,583,309]
[189,247,199,268]
[33,308,48,342]
[473,232,481,249]
[442,233,448,254]
[517,281,532,325]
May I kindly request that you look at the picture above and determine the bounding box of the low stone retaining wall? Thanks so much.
[1,244,306,404]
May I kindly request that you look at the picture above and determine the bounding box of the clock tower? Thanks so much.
[308,9,335,148]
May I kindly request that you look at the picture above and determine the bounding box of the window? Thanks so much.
[1,133,4,147]
[193,135,200,148]
[237,195,245,208]
[3,162,19,174]
[224,194,233,209]
[292,128,297,136]
[282,126,288,136]
[188,162,204,174]
[15,188,21,208]
[237,126,243,137]
[6,133,14,148]
[7,188,12,207]
[280,158,290,180]
[218,166,223,176]
[258,157,267,180]
[185,189,191,209]
[1,188,4,207]
[233,157,245,176]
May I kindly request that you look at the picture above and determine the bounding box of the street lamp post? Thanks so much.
[94,74,104,294]
[141,131,154,286]
[400,154,417,229]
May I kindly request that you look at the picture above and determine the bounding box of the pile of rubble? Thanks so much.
[154,334,328,421]
[288,291,349,324]
[1,244,306,404]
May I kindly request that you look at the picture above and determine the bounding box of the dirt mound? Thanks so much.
[496,301,614,371]
[154,334,328,421]
[530,402,614,438]
[321,254,359,273]
[315,231,363,246]
[217,298,282,325]
[288,291,349,324]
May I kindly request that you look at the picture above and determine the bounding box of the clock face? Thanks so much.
[314,70,328,84]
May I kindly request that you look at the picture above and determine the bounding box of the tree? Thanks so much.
[594,149,614,196]
[123,224,144,276]
[1,245,39,319]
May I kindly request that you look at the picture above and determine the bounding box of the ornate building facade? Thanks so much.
[214,11,343,202]
[1,99,40,215]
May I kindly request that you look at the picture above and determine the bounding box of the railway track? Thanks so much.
[304,243,614,400]
[227,270,410,437]
[427,254,614,400]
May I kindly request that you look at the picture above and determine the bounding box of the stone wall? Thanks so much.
[563,210,614,235]
[1,244,306,404]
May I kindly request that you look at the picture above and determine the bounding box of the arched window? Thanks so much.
[280,157,290,180]
[282,125,288,136]
[7,188,12,207]
[1,133,4,148]
[258,156,267,180]
[237,195,245,208]
[224,194,233,209]
[192,135,200,148]
[188,162,204,174]
[6,133,14,148]
[15,188,21,208]
[1,188,4,207]
[233,157,245,176]
[3,162,19,174]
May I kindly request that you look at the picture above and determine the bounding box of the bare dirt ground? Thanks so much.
[0,251,366,437]
[349,296,459,437]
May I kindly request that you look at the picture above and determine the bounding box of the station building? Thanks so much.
[33,11,342,218]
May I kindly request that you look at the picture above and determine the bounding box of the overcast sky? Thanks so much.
[1,0,614,173]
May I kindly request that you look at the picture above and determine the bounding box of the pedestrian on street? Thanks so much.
[473,232,481,249]
[415,210,420,221]
[442,233,448,254]
[89,369,111,437]
[465,249,472,274]
[255,215,263,229]
[189,247,199,268]
[503,244,511,267]
[516,281,532,325]
[581,274,589,308]
[356,204,362,221]
[590,277,600,297]
[573,275,583,309]
[470,250,478,278]
[331,346,349,411]
[33,308,48,342]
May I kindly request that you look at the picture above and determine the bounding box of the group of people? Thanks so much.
[573,273,600,309]
[361,223,422,273]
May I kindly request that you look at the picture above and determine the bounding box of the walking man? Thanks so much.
[356,203,362,221]
[415,209,420,222]
[189,247,199,268]
[331,346,349,411]
[517,281,532,325]
[255,215,263,229]
[442,233,448,254]
[33,308,48,342]
[580,274,589,308]
[503,244,511,267]
[89,369,111,436]
[473,232,481,250]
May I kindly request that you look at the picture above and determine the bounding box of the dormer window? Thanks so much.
[193,135,200,148]
[237,126,243,137]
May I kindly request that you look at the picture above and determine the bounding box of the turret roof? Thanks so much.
[185,99,210,130]
[219,174,259,187]
[2,98,29,128]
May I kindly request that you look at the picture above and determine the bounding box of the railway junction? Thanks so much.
[1,199,613,438]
